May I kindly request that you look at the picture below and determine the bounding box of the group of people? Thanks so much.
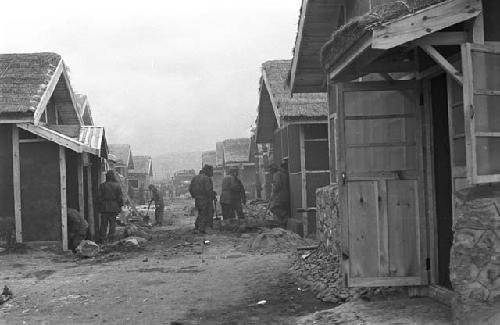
[188,161,290,234]
[69,160,291,248]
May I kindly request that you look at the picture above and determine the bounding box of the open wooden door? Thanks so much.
[461,43,500,184]
[338,81,428,287]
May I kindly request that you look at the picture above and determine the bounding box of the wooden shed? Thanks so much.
[256,60,330,237]
[290,0,500,317]
[128,155,154,204]
[0,53,108,250]
[221,138,256,200]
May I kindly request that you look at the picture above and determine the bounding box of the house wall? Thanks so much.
[20,142,61,242]
[66,150,80,211]
[240,165,256,201]
[0,125,14,220]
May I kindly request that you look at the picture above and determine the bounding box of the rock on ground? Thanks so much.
[244,228,312,253]
[75,240,99,258]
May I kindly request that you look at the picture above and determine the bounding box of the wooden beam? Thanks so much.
[299,125,308,235]
[33,60,63,125]
[420,45,463,84]
[59,146,68,251]
[12,126,22,243]
[360,61,417,74]
[86,165,95,240]
[17,123,85,153]
[372,0,482,50]
[413,32,468,46]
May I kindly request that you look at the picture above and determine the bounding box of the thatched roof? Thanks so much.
[321,0,446,69]
[202,150,217,167]
[261,60,327,120]
[0,53,61,116]
[222,138,251,164]
[109,144,134,168]
[129,155,153,176]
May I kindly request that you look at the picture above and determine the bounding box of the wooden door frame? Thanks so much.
[336,80,429,287]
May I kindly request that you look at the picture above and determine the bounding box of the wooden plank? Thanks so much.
[59,146,68,251]
[413,32,468,46]
[12,126,22,243]
[86,166,95,239]
[349,276,423,287]
[77,155,85,217]
[377,180,389,276]
[347,170,418,180]
[345,114,415,120]
[19,139,49,143]
[474,90,500,96]
[461,43,477,183]
[420,45,463,85]
[475,132,500,137]
[17,123,84,153]
[359,61,417,74]
[372,0,482,49]
[424,78,438,284]
[347,141,417,149]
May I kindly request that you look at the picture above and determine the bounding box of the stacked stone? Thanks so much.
[451,189,500,303]
[315,184,341,254]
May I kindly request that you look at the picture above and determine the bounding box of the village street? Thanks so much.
[0,200,334,325]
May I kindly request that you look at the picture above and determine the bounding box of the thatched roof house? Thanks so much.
[256,59,327,143]
[222,138,251,165]
[109,144,134,169]
[129,155,153,176]
[202,150,216,167]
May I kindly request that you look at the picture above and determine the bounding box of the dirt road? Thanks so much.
[0,200,333,324]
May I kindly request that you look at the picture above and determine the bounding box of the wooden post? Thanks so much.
[12,125,22,243]
[77,155,85,218]
[87,165,95,239]
[299,125,307,235]
[59,146,68,251]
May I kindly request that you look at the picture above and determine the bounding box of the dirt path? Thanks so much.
[0,200,333,324]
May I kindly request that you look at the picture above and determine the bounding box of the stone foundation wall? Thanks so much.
[315,184,340,255]
[451,186,500,304]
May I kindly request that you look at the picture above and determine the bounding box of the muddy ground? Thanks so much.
[0,199,334,325]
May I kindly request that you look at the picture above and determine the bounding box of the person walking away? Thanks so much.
[98,170,124,243]
[220,167,240,219]
[189,164,214,234]
[148,184,164,226]
[269,162,290,228]
[67,208,88,252]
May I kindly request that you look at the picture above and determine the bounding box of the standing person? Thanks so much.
[148,184,164,226]
[97,170,124,243]
[269,162,290,229]
[189,164,214,234]
[220,167,246,220]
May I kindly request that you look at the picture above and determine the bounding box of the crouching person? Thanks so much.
[67,208,88,252]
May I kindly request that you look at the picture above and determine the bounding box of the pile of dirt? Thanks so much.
[244,228,312,253]
[290,245,400,303]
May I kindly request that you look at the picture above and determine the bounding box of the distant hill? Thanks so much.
[152,151,202,181]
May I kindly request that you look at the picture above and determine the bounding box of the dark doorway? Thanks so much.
[431,74,453,288]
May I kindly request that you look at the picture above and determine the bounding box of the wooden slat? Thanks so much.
[420,45,463,85]
[347,141,416,149]
[59,146,68,251]
[77,155,85,218]
[372,0,481,50]
[345,113,414,120]
[377,180,389,277]
[349,276,423,287]
[12,126,22,243]
[299,125,308,235]
[475,132,500,137]
[347,170,418,181]
[87,166,95,239]
[413,31,468,46]
[474,89,500,96]
[461,43,477,182]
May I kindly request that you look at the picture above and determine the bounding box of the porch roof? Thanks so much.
[290,0,344,93]
[78,126,108,158]
[17,123,97,155]
[322,0,481,81]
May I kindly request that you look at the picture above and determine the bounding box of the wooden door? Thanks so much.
[338,81,428,287]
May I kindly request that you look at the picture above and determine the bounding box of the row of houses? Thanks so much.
[0,53,154,251]
[250,0,500,320]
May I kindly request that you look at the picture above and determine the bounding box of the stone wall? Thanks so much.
[316,184,340,255]
[451,186,500,304]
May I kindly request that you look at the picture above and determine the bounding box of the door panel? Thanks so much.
[338,81,427,287]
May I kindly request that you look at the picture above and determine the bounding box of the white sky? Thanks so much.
[0,0,301,155]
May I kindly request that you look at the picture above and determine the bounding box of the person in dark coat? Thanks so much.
[220,167,246,220]
[269,162,290,228]
[98,170,124,243]
[67,208,88,251]
[189,164,214,233]
[148,184,164,226]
